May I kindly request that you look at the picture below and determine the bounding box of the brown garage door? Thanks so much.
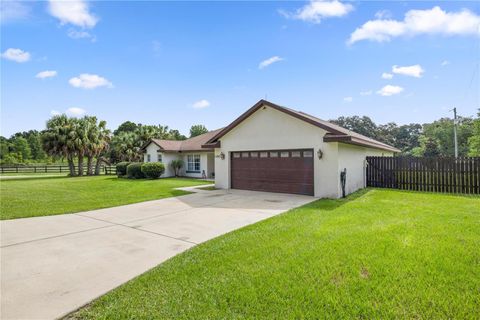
[231,149,314,196]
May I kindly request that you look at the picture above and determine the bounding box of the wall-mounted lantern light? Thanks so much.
[317,149,323,159]
[216,152,225,160]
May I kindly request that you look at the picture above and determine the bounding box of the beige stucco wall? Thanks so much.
[214,104,340,198]
[214,103,395,198]
[337,144,393,196]
[143,144,179,177]
[143,143,213,178]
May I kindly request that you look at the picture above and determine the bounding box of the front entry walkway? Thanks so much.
[1,188,314,319]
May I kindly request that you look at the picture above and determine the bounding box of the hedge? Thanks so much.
[126,162,145,179]
[116,162,130,177]
[141,162,165,179]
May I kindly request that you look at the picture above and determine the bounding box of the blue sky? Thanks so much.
[1,0,479,137]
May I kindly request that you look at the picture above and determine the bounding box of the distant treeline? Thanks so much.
[330,111,480,157]
[1,111,479,168]
[0,117,210,169]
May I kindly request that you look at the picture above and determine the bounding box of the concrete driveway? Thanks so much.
[1,187,314,320]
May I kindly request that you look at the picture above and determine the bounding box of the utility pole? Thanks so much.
[452,107,458,158]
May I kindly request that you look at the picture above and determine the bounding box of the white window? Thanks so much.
[147,154,151,162]
[292,151,301,157]
[187,154,201,172]
[280,151,289,158]
[157,153,162,162]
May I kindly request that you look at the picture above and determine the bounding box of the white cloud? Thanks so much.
[381,72,393,79]
[48,0,98,28]
[66,107,86,116]
[259,56,284,69]
[0,0,31,23]
[67,29,96,41]
[1,48,30,63]
[441,60,450,66]
[377,85,404,96]
[348,6,480,44]
[360,90,372,96]
[283,0,353,24]
[392,64,424,78]
[69,74,113,89]
[36,70,57,79]
[192,99,210,109]
[50,108,86,117]
[375,9,392,20]
[343,96,353,102]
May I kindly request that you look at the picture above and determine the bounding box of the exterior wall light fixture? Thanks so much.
[317,149,323,159]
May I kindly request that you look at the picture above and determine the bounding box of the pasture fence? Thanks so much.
[0,165,118,175]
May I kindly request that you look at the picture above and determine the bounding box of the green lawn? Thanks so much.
[0,172,68,177]
[197,186,217,191]
[0,176,210,220]
[71,189,480,319]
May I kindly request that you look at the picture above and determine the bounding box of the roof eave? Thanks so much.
[178,148,214,153]
[139,139,164,152]
[323,134,400,153]
[201,141,221,149]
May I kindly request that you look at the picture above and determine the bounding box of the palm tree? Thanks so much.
[71,118,89,176]
[83,116,99,175]
[111,131,140,162]
[42,115,77,176]
[93,119,111,175]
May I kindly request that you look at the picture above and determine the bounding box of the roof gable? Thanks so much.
[141,128,223,152]
[204,100,400,153]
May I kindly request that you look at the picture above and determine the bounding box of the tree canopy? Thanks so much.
[189,125,208,138]
[1,111,479,167]
[330,114,478,157]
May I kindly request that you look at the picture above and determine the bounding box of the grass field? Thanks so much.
[71,189,480,319]
[0,172,68,178]
[0,176,210,220]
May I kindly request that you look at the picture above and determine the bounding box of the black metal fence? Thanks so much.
[366,156,480,194]
[0,165,117,175]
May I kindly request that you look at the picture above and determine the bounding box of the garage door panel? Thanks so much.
[233,180,313,195]
[231,149,314,196]
[231,170,313,183]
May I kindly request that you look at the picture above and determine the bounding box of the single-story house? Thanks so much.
[141,128,222,179]
[143,99,400,198]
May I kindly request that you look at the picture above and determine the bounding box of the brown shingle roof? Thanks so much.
[143,128,224,152]
[204,100,400,153]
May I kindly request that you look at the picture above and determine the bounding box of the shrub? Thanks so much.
[170,159,184,177]
[141,162,165,179]
[126,162,145,179]
[116,161,130,177]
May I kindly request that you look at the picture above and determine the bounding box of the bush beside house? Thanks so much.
[169,159,184,177]
[116,162,130,177]
[120,162,164,179]
[126,162,145,179]
[141,163,165,179]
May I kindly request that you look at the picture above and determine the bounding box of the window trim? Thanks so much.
[187,154,201,173]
